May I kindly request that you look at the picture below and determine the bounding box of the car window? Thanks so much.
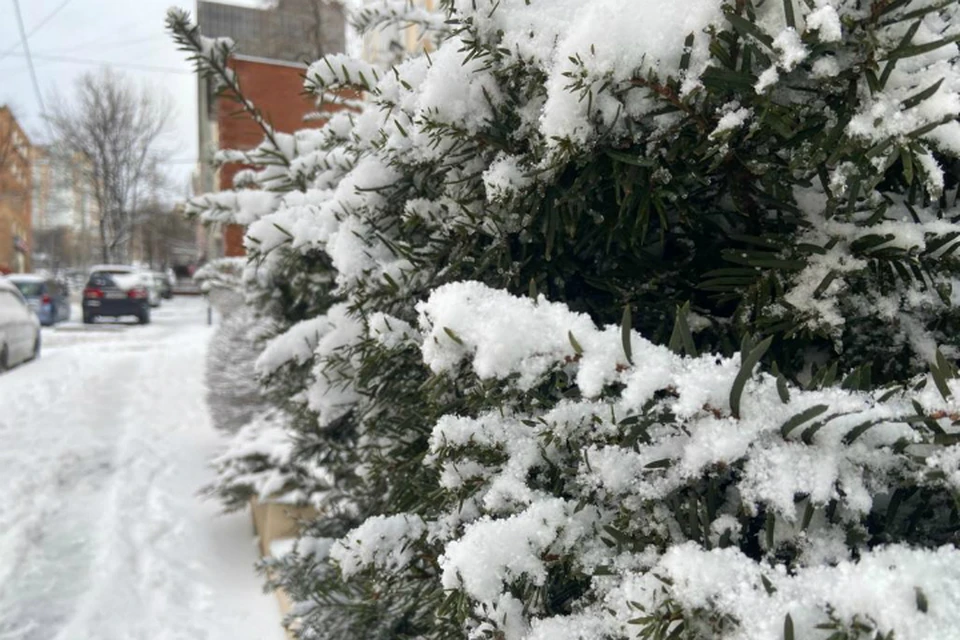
[11,281,44,297]
[88,272,119,288]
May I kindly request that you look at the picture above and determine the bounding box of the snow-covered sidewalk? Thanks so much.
[0,298,284,640]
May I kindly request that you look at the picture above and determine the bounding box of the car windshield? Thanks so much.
[11,281,44,297]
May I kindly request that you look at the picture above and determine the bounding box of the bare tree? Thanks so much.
[47,70,172,264]
[134,203,197,269]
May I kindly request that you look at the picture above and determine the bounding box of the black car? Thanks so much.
[82,266,151,324]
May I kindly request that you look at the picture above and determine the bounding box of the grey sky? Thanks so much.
[0,0,261,196]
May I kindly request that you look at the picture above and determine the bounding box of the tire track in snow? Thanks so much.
[0,300,284,640]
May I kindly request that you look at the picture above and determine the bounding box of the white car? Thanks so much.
[141,272,162,308]
[0,279,41,371]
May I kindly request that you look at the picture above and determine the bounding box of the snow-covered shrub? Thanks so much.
[414,282,960,639]
[195,258,270,434]
[206,408,309,509]
[204,305,269,433]
[169,0,960,637]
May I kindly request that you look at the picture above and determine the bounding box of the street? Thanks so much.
[0,298,284,640]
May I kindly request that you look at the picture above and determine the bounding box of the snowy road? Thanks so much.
[0,298,284,640]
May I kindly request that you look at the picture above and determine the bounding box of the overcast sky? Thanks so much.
[0,0,262,196]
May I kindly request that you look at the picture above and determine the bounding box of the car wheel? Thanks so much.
[139,311,151,325]
[0,345,8,372]
[31,334,41,361]
[83,312,96,324]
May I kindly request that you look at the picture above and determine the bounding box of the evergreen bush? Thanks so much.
[169,1,960,637]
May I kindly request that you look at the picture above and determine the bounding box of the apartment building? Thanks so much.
[0,106,32,274]
[31,145,101,270]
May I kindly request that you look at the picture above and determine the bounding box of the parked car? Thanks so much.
[0,279,41,371]
[154,272,173,299]
[5,274,71,326]
[142,273,162,308]
[82,265,151,324]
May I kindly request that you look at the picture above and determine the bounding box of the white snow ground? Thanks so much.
[0,298,285,640]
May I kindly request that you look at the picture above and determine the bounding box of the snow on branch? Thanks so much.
[413,281,960,638]
[306,54,381,93]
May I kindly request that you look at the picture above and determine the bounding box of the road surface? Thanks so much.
[0,297,284,640]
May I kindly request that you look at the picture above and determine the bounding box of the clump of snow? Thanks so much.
[418,281,600,390]
[306,304,364,426]
[916,149,945,195]
[773,28,809,71]
[755,66,779,93]
[368,312,418,350]
[483,153,533,202]
[710,102,752,139]
[209,409,302,505]
[806,3,842,42]
[538,0,726,147]
[812,56,841,78]
[256,316,333,376]
[306,54,380,91]
[331,514,426,578]
[641,543,960,640]
[439,499,595,604]
[187,190,281,226]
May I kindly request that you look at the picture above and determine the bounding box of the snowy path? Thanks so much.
[0,298,284,640]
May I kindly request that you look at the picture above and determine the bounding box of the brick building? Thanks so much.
[195,0,346,258]
[0,106,32,274]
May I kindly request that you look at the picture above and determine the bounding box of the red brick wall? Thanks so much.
[218,58,321,256]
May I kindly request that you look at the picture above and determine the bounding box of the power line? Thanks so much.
[0,0,74,63]
[53,33,171,56]
[12,0,52,140]
[4,51,193,75]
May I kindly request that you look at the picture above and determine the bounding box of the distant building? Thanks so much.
[198,0,346,63]
[360,0,437,68]
[30,145,101,270]
[195,0,347,258]
[0,106,32,274]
